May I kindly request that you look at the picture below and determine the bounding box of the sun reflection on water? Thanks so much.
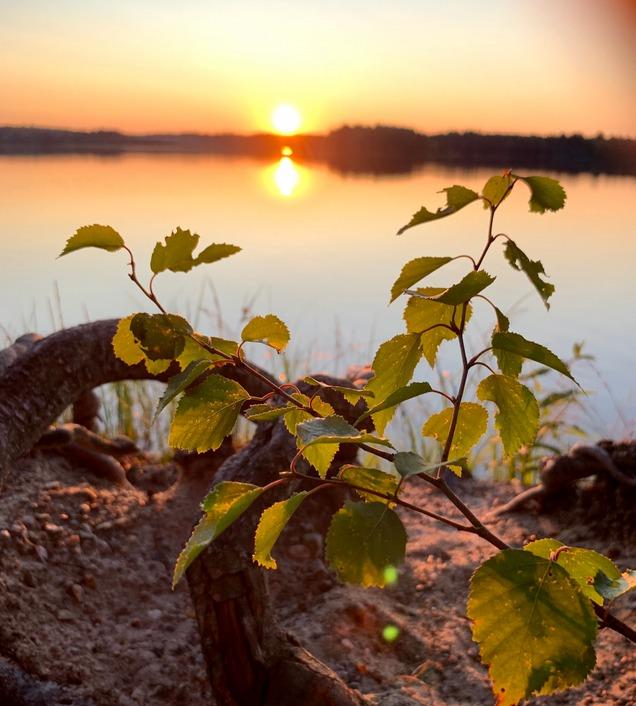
[274,156,299,197]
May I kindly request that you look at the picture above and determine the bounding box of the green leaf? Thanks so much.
[494,306,510,333]
[304,377,374,406]
[403,288,473,366]
[340,465,400,504]
[504,239,555,309]
[241,314,290,352]
[419,270,495,306]
[517,175,566,213]
[397,185,480,234]
[594,569,636,603]
[173,481,263,587]
[492,332,576,382]
[59,224,125,257]
[155,359,211,418]
[169,374,250,452]
[365,333,422,433]
[468,549,597,706]
[244,402,298,422]
[129,313,191,361]
[325,501,407,587]
[389,256,453,303]
[151,227,199,274]
[477,374,540,456]
[356,382,433,426]
[195,242,241,265]
[150,227,241,274]
[253,492,308,569]
[111,315,171,374]
[296,416,393,449]
[176,334,238,369]
[283,394,336,478]
[524,538,622,606]
[422,402,488,473]
[393,451,467,478]
[481,174,514,208]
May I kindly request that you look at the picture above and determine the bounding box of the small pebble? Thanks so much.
[57,609,75,622]
[34,545,48,562]
[68,583,83,602]
[147,608,162,621]
[0,529,11,542]
[79,503,91,514]
[44,523,64,536]
[67,534,81,546]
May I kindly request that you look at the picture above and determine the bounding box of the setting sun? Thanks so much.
[271,104,301,135]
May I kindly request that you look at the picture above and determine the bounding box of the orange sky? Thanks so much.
[1,0,635,137]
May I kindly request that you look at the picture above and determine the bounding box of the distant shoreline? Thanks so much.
[1,125,635,176]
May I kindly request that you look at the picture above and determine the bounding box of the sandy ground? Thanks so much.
[0,454,634,706]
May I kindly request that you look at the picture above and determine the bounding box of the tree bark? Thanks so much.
[187,411,363,706]
[0,320,272,470]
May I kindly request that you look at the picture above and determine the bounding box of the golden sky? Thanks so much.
[1,0,635,137]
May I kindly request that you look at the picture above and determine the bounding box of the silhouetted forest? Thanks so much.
[2,125,635,176]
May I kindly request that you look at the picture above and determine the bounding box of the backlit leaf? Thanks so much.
[296,415,393,449]
[112,315,172,374]
[283,394,336,478]
[325,501,407,587]
[365,333,422,433]
[504,239,555,308]
[468,549,596,706]
[244,402,298,422]
[339,465,399,504]
[241,314,290,352]
[176,334,238,369]
[422,270,495,306]
[492,332,576,382]
[130,313,191,361]
[525,538,621,605]
[173,481,263,587]
[150,227,241,274]
[169,374,249,452]
[356,381,433,426]
[195,242,241,265]
[59,224,125,257]
[477,374,539,456]
[397,185,480,234]
[481,174,514,208]
[151,228,199,274]
[517,175,566,213]
[155,359,211,418]
[304,377,374,405]
[253,492,309,569]
[422,402,488,473]
[393,451,467,478]
[389,256,453,302]
[403,288,473,366]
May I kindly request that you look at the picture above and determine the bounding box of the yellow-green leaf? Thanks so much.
[169,374,249,452]
[253,492,308,569]
[325,501,407,587]
[177,335,238,369]
[389,256,453,303]
[422,402,487,472]
[173,481,263,587]
[517,175,566,214]
[151,227,199,274]
[481,173,514,208]
[155,359,211,418]
[339,465,399,504]
[422,270,495,306]
[468,549,596,706]
[241,314,290,352]
[397,185,480,235]
[504,239,555,309]
[492,331,576,382]
[477,374,539,456]
[365,333,422,433]
[129,312,191,361]
[356,382,433,426]
[524,538,621,606]
[304,377,374,406]
[403,288,472,366]
[112,315,172,374]
[59,224,125,257]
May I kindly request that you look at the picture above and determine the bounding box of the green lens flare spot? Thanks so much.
[382,624,400,642]
[383,565,399,586]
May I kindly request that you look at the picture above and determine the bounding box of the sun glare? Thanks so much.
[272,104,301,135]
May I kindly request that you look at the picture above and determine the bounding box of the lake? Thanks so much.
[1,153,634,438]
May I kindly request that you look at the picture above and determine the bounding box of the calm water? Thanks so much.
[1,153,634,435]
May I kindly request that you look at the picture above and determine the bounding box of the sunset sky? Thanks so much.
[1,0,635,137]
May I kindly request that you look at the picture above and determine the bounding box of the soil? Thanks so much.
[0,454,634,706]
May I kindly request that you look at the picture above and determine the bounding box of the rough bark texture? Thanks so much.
[187,413,363,706]
[0,320,272,470]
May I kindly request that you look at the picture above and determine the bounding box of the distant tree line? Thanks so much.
[1,124,635,176]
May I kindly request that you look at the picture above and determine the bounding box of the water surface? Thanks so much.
[1,153,634,435]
